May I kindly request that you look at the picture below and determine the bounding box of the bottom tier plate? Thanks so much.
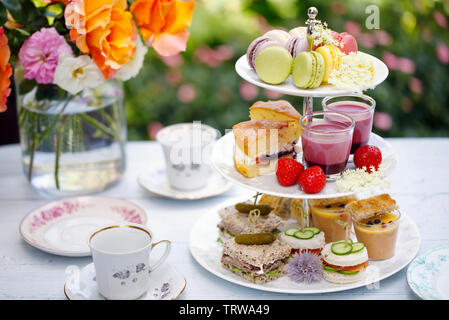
[189,203,420,294]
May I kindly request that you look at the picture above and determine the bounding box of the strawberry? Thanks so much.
[353,145,382,173]
[297,166,326,194]
[276,158,304,186]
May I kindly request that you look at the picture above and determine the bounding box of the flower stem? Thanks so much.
[27,114,37,182]
[54,115,69,190]
[78,113,116,139]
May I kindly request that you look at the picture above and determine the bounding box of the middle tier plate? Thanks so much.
[211,131,397,199]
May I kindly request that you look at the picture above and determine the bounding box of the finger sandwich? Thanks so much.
[221,237,291,283]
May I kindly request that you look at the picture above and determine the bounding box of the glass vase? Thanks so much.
[15,66,126,198]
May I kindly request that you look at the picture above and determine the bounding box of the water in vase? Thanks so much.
[18,84,126,197]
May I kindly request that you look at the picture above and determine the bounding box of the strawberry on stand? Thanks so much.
[353,145,382,173]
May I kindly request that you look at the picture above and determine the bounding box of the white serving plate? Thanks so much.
[19,196,147,257]
[235,52,389,98]
[407,245,449,300]
[189,201,421,294]
[211,131,397,199]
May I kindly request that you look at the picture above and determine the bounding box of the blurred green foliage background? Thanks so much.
[124,0,449,140]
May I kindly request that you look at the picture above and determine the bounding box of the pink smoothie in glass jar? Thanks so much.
[300,112,354,176]
[322,95,376,154]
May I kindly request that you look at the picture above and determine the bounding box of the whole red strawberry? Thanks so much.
[298,166,326,194]
[276,158,304,186]
[353,145,382,173]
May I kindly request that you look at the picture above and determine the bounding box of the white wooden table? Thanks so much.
[1,139,448,300]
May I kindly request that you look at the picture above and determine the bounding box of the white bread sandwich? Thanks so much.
[221,237,291,284]
[280,226,325,255]
[217,201,283,240]
[345,193,397,222]
[321,240,369,284]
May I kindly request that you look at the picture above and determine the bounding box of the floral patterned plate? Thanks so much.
[64,262,186,300]
[19,196,147,257]
[407,245,449,300]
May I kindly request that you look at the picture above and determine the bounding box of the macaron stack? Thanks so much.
[245,25,360,89]
[315,44,342,83]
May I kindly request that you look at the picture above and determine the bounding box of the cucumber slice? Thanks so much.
[331,242,353,255]
[284,228,300,236]
[323,266,338,272]
[293,229,314,240]
[303,226,320,235]
[351,242,365,253]
[338,270,360,275]
[334,239,353,245]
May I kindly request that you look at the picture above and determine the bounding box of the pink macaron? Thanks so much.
[246,36,280,69]
[331,31,358,54]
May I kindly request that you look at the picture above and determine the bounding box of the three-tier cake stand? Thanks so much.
[189,8,421,294]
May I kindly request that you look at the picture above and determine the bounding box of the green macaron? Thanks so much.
[255,46,293,85]
[292,51,325,89]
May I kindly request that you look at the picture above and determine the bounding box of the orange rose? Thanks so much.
[130,0,195,56]
[65,0,136,79]
[0,27,12,112]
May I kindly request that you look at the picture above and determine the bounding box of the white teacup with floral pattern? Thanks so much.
[89,224,171,300]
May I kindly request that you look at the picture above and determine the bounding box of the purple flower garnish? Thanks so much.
[287,252,323,283]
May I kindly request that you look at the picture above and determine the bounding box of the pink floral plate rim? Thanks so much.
[19,196,148,257]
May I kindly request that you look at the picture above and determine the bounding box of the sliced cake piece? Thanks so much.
[249,100,302,138]
[233,120,298,178]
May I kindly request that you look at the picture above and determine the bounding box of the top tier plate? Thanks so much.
[235,51,389,98]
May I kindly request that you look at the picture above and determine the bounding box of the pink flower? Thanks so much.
[383,51,398,70]
[408,77,423,94]
[18,28,72,84]
[239,81,258,101]
[436,42,449,64]
[344,21,361,37]
[160,54,184,68]
[374,30,392,46]
[397,57,415,74]
[374,112,392,131]
[177,83,196,103]
[147,122,163,140]
[434,11,448,28]
[264,89,283,99]
[358,33,376,49]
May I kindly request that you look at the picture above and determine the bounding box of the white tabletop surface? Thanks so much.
[0,139,448,300]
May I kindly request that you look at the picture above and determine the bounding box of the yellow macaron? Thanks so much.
[315,45,342,83]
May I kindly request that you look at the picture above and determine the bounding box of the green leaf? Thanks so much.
[44,4,64,26]
[0,3,7,26]
[30,0,49,8]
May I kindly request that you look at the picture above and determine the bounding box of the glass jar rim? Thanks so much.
[352,209,402,227]
[322,94,376,115]
[300,111,355,135]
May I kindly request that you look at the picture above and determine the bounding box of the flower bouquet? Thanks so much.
[0,0,195,196]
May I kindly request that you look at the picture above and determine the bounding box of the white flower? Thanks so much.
[53,54,104,95]
[116,37,148,81]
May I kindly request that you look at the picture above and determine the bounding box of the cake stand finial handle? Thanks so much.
[307,6,318,20]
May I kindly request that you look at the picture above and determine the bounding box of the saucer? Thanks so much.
[64,262,186,300]
[407,245,449,300]
[19,196,147,257]
[138,168,233,200]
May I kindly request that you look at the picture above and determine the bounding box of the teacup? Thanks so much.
[156,122,219,190]
[89,224,171,300]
